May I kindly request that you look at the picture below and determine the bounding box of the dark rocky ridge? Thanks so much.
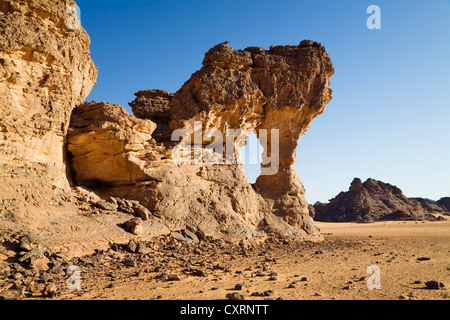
[436,197,450,211]
[314,178,449,222]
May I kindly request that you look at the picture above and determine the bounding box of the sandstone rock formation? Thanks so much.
[129,90,173,140]
[0,0,336,245]
[68,101,158,186]
[0,0,97,228]
[314,178,448,222]
[68,40,335,239]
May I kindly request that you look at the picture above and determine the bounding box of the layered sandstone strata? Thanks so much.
[0,0,97,227]
[0,1,335,241]
[68,40,334,239]
[0,0,97,189]
[68,102,158,186]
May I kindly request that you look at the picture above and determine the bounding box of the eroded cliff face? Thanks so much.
[68,41,334,240]
[0,0,335,242]
[0,0,97,228]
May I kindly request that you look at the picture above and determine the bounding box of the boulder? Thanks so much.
[123,218,144,235]
[226,292,245,300]
[0,289,23,300]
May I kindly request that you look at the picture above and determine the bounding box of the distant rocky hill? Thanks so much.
[436,197,450,211]
[314,178,449,222]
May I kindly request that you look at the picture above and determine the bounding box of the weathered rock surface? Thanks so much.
[0,1,167,258]
[314,178,448,222]
[410,197,448,215]
[0,0,97,227]
[129,90,174,140]
[68,101,158,186]
[0,0,336,244]
[68,40,335,239]
[436,197,450,212]
[69,102,272,238]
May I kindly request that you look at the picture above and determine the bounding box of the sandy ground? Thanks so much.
[45,220,450,301]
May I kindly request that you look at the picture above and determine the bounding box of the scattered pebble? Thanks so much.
[425,281,445,290]
[263,290,273,296]
[0,289,23,300]
[122,258,137,268]
[214,264,227,270]
[42,283,57,298]
[126,240,138,253]
[226,292,245,301]
[234,283,248,290]
[193,270,207,277]
[417,257,431,261]
[167,274,182,281]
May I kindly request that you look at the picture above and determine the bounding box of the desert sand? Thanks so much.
[44,220,448,301]
[1,1,448,303]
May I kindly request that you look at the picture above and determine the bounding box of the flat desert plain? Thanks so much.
[53,220,450,301]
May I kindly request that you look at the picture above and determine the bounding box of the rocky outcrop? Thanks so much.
[436,197,450,212]
[68,40,334,239]
[0,0,335,243]
[68,101,281,239]
[410,197,449,214]
[129,90,174,140]
[68,101,158,186]
[314,178,448,222]
[0,0,97,222]
[129,90,173,122]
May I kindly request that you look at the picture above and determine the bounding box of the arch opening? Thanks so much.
[240,131,263,184]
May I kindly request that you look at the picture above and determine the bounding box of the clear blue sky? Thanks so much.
[77,0,450,203]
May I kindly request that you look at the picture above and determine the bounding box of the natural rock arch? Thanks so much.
[68,41,334,240]
[0,0,335,242]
